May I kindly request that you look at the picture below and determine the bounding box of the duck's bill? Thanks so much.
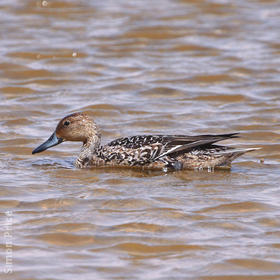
[32,133,63,154]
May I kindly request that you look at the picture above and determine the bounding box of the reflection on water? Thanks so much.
[0,0,280,279]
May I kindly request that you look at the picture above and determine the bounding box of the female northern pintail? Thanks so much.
[32,112,258,171]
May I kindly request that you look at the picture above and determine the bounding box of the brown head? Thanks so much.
[32,112,100,154]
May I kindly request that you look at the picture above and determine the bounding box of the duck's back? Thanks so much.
[85,133,246,170]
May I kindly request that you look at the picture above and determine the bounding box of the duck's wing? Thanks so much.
[155,133,239,159]
[107,133,239,163]
[107,135,168,149]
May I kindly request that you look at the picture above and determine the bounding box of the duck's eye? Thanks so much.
[64,120,70,126]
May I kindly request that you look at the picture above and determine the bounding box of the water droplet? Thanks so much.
[42,0,48,7]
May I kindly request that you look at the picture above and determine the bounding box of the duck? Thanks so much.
[32,112,258,171]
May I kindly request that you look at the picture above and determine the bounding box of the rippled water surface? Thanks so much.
[1,0,280,279]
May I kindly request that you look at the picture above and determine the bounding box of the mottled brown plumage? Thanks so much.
[32,112,258,171]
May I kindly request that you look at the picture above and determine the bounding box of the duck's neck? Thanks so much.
[77,124,101,165]
[82,136,101,153]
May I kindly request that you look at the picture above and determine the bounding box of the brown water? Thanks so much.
[0,0,280,279]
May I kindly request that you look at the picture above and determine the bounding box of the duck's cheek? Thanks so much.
[64,132,86,142]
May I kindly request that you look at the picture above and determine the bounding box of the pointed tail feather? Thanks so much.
[217,147,260,167]
[218,147,261,155]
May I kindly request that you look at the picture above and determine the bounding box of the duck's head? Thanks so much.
[32,112,100,154]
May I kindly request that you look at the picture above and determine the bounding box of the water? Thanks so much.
[0,0,280,279]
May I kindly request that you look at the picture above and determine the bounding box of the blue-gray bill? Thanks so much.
[32,133,63,154]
